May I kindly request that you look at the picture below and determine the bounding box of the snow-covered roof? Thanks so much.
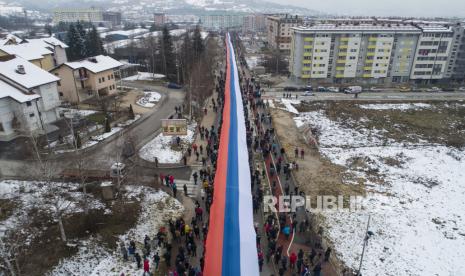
[64,55,123,73]
[0,33,23,46]
[0,43,53,61]
[26,37,68,49]
[0,55,59,89]
[0,79,40,103]
[100,28,148,39]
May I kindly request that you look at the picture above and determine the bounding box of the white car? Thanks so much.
[426,87,442,92]
[458,87,465,92]
[303,91,315,96]
[327,86,339,92]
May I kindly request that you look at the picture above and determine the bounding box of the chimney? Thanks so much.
[16,64,25,74]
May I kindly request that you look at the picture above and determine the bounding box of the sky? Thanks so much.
[267,0,465,17]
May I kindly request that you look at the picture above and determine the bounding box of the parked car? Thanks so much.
[343,86,363,94]
[167,83,182,89]
[426,87,442,92]
[283,86,298,91]
[317,86,327,92]
[303,91,315,96]
[459,87,465,91]
[399,86,412,92]
[306,85,313,91]
[327,86,339,92]
[297,86,308,91]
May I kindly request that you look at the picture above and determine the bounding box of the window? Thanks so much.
[108,75,111,80]
[0,122,3,132]
[99,78,101,83]
[29,113,35,118]
[26,101,31,107]
[59,92,63,96]
[57,80,61,86]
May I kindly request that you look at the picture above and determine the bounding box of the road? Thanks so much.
[0,81,186,178]
[263,91,465,101]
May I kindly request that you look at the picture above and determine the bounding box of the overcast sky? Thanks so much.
[268,0,465,17]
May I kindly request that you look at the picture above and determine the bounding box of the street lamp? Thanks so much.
[357,215,374,276]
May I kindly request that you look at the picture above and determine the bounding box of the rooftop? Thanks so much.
[0,79,40,103]
[0,55,59,89]
[0,43,53,61]
[64,55,123,73]
[293,23,422,33]
[25,37,69,49]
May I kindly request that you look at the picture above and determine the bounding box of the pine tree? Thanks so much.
[74,132,82,149]
[160,26,177,82]
[66,24,80,61]
[104,117,111,133]
[128,104,135,120]
[85,26,104,57]
[180,32,193,84]
[75,21,87,59]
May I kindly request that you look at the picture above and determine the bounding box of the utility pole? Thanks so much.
[357,214,372,276]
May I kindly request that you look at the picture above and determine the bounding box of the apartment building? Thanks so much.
[290,22,463,84]
[0,55,61,141]
[51,55,122,104]
[242,14,267,33]
[53,7,103,24]
[154,13,166,26]
[102,12,122,27]
[266,14,303,53]
[449,24,465,82]
[410,25,454,82]
[199,13,245,31]
[0,36,68,70]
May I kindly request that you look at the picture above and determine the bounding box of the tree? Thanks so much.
[128,104,135,120]
[160,26,177,82]
[75,21,87,58]
[192,25,204,62]
[260,49,288,75]
[45,24,52,36]
[85,25,105,57]
[105,117,111,133]
[179,32,193,84]
[66,23,86,61]
[74,132,82,149]
[140,22,146,29]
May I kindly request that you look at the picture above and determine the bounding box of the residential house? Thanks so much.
[0,55,61,141]
[51,55,123,104]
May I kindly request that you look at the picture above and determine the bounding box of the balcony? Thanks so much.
[367,52,375,57]
[335,74,344,78]
[304,37,314,42]
[303,52,312,57]
[338,52,347,57]
[363,73,372,78]
[301,74,311,78]
[364,66,372,70]
[340,37,350,42]
[368,45,376,49]
[336,66,345,71]
[365,60,373,64]
[339,45,348,49]
[302,60,312,64]
[337,59,346,63]
[304,45,313,49]
[369,37,377,42]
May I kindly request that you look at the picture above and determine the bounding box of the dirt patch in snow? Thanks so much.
[270,108,365,197]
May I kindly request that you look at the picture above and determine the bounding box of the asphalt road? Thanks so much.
[0,81,186,177]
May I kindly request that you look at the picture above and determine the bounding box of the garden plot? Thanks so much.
[49,187,183,276]
[293,103,465,275]
[139,122,196,164]
[0,180,107,240]
[136,91,162,108]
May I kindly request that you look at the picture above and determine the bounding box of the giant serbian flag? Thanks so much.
[203,34,259,276]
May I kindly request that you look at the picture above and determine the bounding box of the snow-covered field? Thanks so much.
[358,103,432,110]
[122,72,165,81]
[294,106,465,275]
[139,122,197,163]
[280,99,300,114]
[136,91,162,108]
[49,187,184,276]
[57,108,98,118]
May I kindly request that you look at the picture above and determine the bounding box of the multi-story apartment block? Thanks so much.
[53,7,103,24]
[51,55,122,104]
[410,25,454,82]
[449,24,465,82]
[290,22,464,84]
[103,12,122,27]
[199,13,245,31]
[154,13,166,26]
[242,14,267,33]
[266,14,303,53]
[0,55,61,140]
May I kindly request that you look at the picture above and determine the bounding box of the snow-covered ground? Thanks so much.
[358,103,432,110]
[54,116,140,153]
[49,187,184,276]
[58,108,98,118]
[136,91,162,108]
[122,72,165,81]
[294,110,465,275]
[0,180,107,240]
[280,99,300,114]
[139,122,197,163]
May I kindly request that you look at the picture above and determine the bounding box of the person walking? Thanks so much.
[183,183,188,196]
[172,182,177,198]
[153,252,160,270]
[143,257,150,275]
[135,252,142,269]
[289,251,297,270]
